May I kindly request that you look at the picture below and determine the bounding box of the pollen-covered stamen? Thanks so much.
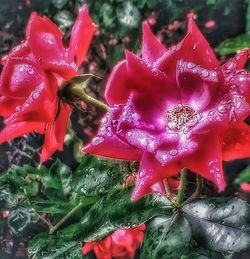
[166,104,198,130]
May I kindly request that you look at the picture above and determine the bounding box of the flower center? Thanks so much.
[166,104,198,131]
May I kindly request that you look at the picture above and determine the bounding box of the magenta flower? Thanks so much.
[83,16,250,200]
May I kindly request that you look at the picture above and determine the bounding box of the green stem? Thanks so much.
[49,197,98,234]
[176,168,187,205]
[163,179,173,198]
[72,84,109,112]
[194,175,203,198]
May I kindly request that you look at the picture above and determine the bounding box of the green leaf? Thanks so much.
[182,197,250,253]
[0,190,17,210]
[215,34,250,56]
[51,0,69,9]
[100,3,115,27]
[140,213,192,259]
[28,232,86,259]
[80,188,173,242]
[234,165,250,184]
[116,2,141,28]
[54,10,74,31]
[71,155,126,197]
[7,208,36,236]
[43,160,72,200]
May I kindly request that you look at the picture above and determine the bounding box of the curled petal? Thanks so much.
[68,5,95,66]
[132,152,182,200]
[142,21,166,63]
[221,122,250,161]
[183,134,226,192]
[83,109,142,161]
[40,103,71,162]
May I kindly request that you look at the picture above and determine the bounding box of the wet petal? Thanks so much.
[183,134,226,192]
[0,57,45,98]
[131,152,182,200]
[82,109,142,161]
[142,21,166,63]
[221,122,250,161]
[68,5,95,66]
[41,103,71,162]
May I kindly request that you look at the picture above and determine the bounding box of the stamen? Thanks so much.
[166,104,198,131]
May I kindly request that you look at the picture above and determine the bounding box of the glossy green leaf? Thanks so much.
[54,10,74,31]
[215,34,250,56]
[182,197,250,253]
[71,155,127,197]
[81,188,173,242]
[0,190,17,210]
[234,165,250,184]
[140,213,192,259]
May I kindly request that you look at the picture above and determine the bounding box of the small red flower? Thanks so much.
[82,225,145,259]
[83,16,250,200]
[0,5,95,162]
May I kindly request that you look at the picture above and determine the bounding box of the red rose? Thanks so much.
[83,16,250,200]
[82,225,145,259]
[0,5,95,162]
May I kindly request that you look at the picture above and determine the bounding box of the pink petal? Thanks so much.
[141,21,166,63]
[131,152,182,200]
[68,5,95,66]
[82,109,142,161]
[40,103,71,162]
[183,134,226,192]
[104,60,130,106]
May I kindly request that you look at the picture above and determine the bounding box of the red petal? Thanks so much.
[0,121,45,144]
[183,134,226,192]
[40,103,71,162]
[26,12,76,78]
[0,96,25,117]
[142,22,166,63]
[104,60,129,106]
[82,243,94,254]
[131,152,182,200]
[0,57,45,98]
[221,122,250,161]
[68,5,95,66]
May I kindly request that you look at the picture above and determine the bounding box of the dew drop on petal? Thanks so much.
[169,149,178,156]
[92,136,104,145]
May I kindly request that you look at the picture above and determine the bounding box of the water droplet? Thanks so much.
[201,69,209,77]
[127,131,132,137]
[193,43,197,50]
[92,136,104,145]
[217,105,227,113]
[187,62,196,69]
[169,149,178,156]
[32,92,40,99]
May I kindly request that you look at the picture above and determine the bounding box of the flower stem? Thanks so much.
[163,179,173,198]
[176,168,187,205]
[49,197,98,234]
[72,84,109,112]
[194,175,203,198]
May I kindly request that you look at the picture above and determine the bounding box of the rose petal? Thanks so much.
[221,122,250,161]
[131,152,182,200]
[142,21,166,63]
[40,102,71,162]
[68,5,95,66]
